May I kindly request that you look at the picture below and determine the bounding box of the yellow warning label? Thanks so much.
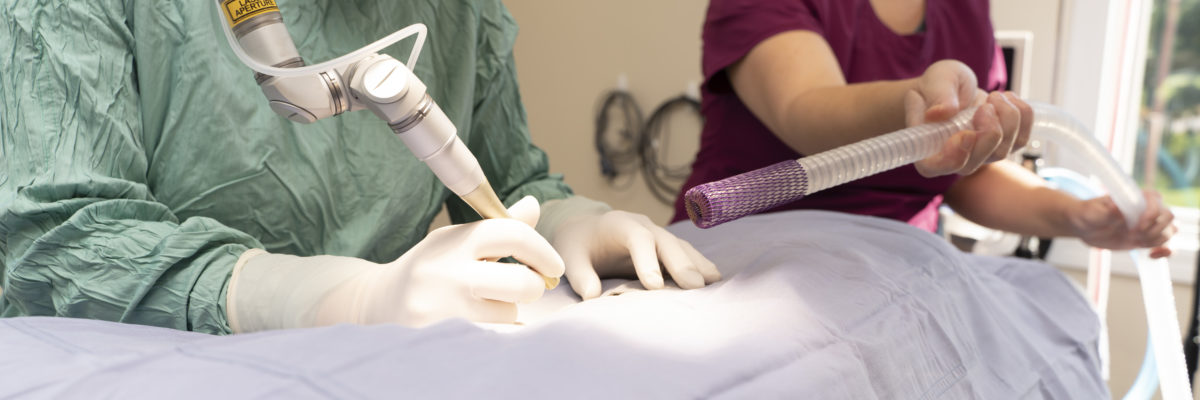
[222,0,279,28]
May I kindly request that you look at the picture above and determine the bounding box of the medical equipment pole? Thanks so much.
[683,102,1191,399]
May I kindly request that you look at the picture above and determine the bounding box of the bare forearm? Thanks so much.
[730,30,1021,181]
[729,31,918,155]
[944,161,1079,237]
[774,80,917,154]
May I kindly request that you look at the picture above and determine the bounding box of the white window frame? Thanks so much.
[1044,0,1198,284]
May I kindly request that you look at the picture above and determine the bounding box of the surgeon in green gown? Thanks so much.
[0,0,720,334]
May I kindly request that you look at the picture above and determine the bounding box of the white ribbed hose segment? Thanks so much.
[684,108,973,227]
[1028,103,1146,227]
[798,109,974,194]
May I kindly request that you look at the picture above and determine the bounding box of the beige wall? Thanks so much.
[988,0,1061,103]
[505,0,1064,222]
[504,1,1195,397]
[506,0,705,224]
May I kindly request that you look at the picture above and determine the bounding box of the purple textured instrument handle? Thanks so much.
[685,160,808,228]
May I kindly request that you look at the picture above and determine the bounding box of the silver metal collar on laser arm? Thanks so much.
[215,0,509,220]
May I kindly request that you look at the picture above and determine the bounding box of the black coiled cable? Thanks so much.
[594,90,644,181]
[640,95,701,204]
[594,90,702,205]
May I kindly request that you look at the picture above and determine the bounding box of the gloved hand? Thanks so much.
[906,60,1034,177]
[226,196,564,332]
[536,196,721,299]
[1068,190,1177,258]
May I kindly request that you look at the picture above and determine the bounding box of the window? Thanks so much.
[1134,0,1200,209]
[1038,0,1198,282]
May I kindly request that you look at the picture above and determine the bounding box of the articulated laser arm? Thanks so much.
[215,0,509,220]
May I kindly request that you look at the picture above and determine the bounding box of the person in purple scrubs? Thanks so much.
[673,0,1176,257]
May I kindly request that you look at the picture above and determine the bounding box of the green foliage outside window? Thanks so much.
[1135,0,1200,208]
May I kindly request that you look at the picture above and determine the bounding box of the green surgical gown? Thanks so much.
[0,0,573,334]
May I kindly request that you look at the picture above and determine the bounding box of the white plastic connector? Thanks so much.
[346,54,429,124]
[685,80,701,102]
[422,135,487,196]
[395,102,457,160]
[360,58,410,104]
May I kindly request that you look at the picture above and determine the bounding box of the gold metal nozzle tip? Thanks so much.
[460,181,560,290]
[459,181,509,220]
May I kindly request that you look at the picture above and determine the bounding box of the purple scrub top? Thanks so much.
[672,0,1007,232]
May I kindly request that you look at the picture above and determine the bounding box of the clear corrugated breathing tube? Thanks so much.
[685,102,1190,399]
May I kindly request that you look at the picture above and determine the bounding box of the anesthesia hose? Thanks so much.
[684,102,1189,399]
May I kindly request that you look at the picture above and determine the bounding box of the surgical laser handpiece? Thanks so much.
[216,0,509,220]
[216,0,558,289]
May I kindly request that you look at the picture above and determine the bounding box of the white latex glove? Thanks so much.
[226,196,564,332]
[536,196,721,299]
